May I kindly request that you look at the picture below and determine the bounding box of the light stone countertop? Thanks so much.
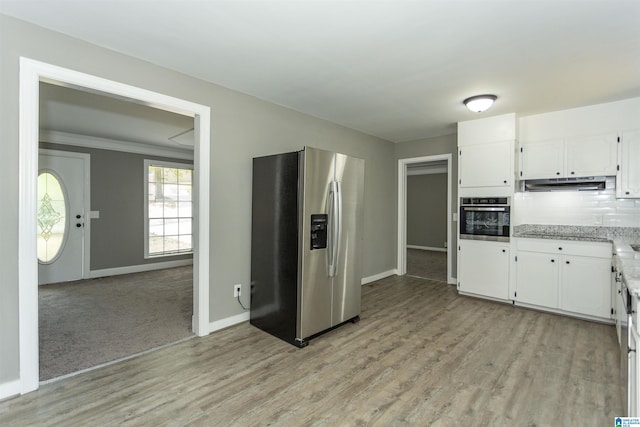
[513,224,640,296]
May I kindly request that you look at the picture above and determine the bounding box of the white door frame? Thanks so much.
[397,154,454,284]
[38,149,92,282]
[19,57,211,394]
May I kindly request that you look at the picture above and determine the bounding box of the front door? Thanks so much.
[38,150,89,285]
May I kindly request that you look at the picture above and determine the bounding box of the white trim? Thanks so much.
[398,154,454,285]
[406,245,447,252]
[407,166,447,175]
[143,159,194,259]
[361,269,397,285]
[0,379,21,403]
[18,57,40,396]
[88,259,193,279]
[208,312,250,333]
[40,130,194,161]
[17,57,211,398]
[38,149,91,280]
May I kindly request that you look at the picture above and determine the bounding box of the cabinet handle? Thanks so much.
[626,191,630,195]
[502,249,506,253]
[551,259,555,263]
[558,247,562,251]
[570,171,575,175]
[503,180,507,184]
[556,172,560,175]
[566,261,570,264]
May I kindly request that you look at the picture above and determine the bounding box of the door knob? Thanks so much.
[76,214,81,219]
[76,223,82,228]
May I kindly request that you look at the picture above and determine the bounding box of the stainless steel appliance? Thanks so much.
[250,146,365,348]
[523,176,607,192]
[619,273,637,416]
[459,197,510,242]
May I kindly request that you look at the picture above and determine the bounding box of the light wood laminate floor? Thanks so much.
[0,275,621,426]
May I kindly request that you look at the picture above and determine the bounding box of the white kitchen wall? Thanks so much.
[513,182,640,227]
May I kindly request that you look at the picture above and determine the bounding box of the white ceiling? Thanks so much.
[2,0,640,143]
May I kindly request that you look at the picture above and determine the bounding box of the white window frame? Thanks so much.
[144,159,194,258]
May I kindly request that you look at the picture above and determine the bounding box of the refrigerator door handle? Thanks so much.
[334,180,342,275]
[328,180,340,277]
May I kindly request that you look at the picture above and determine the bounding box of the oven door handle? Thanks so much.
[462,207,508,212]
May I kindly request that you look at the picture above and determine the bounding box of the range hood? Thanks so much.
[524,176,607,192]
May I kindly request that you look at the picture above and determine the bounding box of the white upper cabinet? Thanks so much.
[519,133,617,180]
[519,98,640,181]
[458,113,516,195]
[458,113,516,146]
[459,140,513,188]
[565,133,617,177]
[519,138,564,179]
[617,130,640,198]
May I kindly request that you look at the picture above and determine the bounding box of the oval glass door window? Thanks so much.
[37,172,68,263]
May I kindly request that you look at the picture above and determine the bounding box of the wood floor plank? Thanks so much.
[0,275,622,426]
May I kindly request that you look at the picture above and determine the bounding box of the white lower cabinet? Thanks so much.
[515,238,612,320]
[560,255,611,319]
[515,251,559,308]
[458,240,510,300]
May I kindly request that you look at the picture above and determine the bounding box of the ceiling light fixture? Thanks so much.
[463,94,497,113]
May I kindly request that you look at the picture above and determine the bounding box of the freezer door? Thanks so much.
[298,147,335,339]
[250,152,300,343]
[332,153,364,325]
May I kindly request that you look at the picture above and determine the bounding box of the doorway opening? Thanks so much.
[37,84,196,380]
[18,58,211,394]
[397,154,454,284]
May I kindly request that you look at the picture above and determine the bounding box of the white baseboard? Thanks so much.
[205,271,400,334]
[406,245,447,252]
[88,259,193,279]
[208,311,250,334]
[361,269,397,285]
[0,379,21,402]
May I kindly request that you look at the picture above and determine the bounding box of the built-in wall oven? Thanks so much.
[459,197,510,242]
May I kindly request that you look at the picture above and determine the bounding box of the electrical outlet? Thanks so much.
[234,284,241,298]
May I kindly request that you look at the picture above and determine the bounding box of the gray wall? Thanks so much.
[0,15,397,386]
[407,173,447,248]
[39,142,193,270]
[395,133,458,276]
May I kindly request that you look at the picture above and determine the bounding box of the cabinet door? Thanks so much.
[459,140,513,188]
[617,130,640,198]
[458,240,509,300]
[520,139,564,179]
[565,133,617,177]
[560,255,611,319]
[515,251,559,308]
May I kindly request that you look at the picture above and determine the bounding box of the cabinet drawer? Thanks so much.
[516,238,611,258]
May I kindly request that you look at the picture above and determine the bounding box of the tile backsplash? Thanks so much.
[513,179,640,227]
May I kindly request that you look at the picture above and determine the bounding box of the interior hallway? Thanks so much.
[406,248,447,282]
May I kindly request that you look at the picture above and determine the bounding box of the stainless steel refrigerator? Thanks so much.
[250,146,365,347]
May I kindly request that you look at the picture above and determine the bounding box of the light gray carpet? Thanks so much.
[39,266,193,381]
[406,249,447,282]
